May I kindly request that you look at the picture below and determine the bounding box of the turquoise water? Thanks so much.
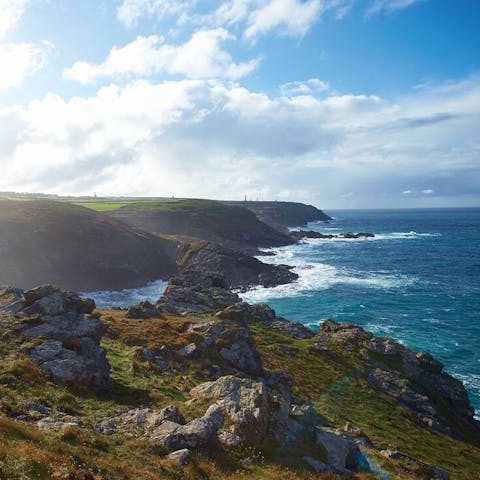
[241,208,480,416]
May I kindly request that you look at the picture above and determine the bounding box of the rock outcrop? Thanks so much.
[0,285,110,391]
[319,320,480,440]
[178,242,297,290]
[157,270,240,315]
[290,230,375,240]
[216,302,315,339]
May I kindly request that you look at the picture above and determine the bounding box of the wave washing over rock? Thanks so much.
[83,280,168,309]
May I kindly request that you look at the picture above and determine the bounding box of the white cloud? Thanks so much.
[64,29,259,84]
[280,78,329,96]
[1,75,479,206]
[0,0,30,39]
[117,0,195,27]
[402,189,412,194]
[244,0,322,41]
[366,0,424,16]
[0,41,51,91]
[422,189,434,194]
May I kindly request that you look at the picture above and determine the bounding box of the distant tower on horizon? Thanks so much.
[244,194,247,202]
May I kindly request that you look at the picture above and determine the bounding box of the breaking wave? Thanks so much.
[83,279,167,309]
[241,245,416,303]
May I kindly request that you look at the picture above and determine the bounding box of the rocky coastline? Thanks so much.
[1,279,478,479]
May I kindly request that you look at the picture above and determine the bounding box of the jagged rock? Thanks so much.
[366,368,450,434]
[267,316,314,339]
[178,343,197,358]
[96,405,222,452]
[153,405,224,451]
[189,373,301,446]
[316,427,360,473]
[165,448,192,465]
[0,287,26,317]
[157,271,239,316]
[179,242,298,289]
[1,285,110,391]
[190,376,269,445]
[216,302,314,339]
[126,301,158,319]
[219,328,263,376]
[24,402,52,416]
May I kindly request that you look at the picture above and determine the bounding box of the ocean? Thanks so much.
[242,207,480,417]
[86,208,480,417]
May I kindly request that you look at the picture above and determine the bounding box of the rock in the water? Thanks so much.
[179,242,298,289]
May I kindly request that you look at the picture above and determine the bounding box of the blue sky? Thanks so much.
[0,0,479,208]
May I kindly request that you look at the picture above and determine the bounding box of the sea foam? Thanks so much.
[83,279,167,309]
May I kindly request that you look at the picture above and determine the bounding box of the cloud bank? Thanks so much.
[1,75,479,206]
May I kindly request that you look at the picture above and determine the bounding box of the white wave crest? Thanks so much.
[241,245,416,303]
[83,279,168,309]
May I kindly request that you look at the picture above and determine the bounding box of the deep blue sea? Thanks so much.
[87,208,480,417]
[242,208,480,417]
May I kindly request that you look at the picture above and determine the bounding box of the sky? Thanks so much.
[0,0,479,208]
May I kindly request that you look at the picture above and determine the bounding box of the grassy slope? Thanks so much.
[107,199,293,253]
[0,199,178,290]
[0,309,479,480]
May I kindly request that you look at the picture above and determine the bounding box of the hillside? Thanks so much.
[0,200,178,291]
[0,283,479,480]
[224,201,332,233]
[108,199,294,254]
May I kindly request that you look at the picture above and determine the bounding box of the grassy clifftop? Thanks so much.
[108,199,294,254]
[0,199,178,291]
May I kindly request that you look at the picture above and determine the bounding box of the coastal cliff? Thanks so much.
[1,281,479,480]
[0,199,178,291]
[224,200,332,234]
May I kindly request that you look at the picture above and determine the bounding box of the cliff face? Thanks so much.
[0,199,178,291]
[224,200,331,233]
[108,199,294,255]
